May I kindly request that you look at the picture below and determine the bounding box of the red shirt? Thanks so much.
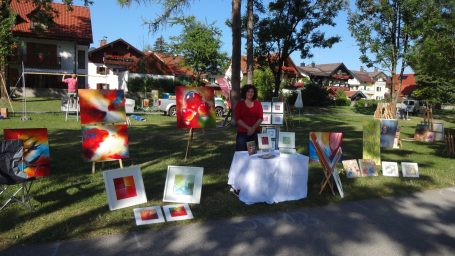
[235,100,263,133]
[64,78,78,93]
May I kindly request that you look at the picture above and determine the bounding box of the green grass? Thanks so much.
[0,97,62,113]
[0,103,454,250]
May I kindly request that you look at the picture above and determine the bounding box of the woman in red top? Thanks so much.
[235,84,263,151]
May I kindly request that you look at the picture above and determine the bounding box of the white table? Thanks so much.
[228,151,309,204]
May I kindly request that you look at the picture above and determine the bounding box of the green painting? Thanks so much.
[363,120,381,165]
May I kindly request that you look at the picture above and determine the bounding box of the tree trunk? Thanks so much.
[246,0,254,85]
[0,60,7,99]
[231,0,241,122]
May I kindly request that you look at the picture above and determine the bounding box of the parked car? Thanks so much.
[403,99,421,115]
[158,95,226,117]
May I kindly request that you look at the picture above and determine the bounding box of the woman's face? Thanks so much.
[246,89,255,100]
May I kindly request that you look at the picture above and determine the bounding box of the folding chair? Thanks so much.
[0,140,34,211]
[310,133,343,196]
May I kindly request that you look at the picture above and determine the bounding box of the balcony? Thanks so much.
[103,55,135,66]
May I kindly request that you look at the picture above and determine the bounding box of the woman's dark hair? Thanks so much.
[241,84,258,100]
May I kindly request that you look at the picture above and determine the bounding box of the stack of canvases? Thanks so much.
[78,89,129,163]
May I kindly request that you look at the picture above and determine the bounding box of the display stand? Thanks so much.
[65,96,79,121]
[184,128,194,161]
[92,159,123,174]
[374,102,395,119]
[422,106,433,130]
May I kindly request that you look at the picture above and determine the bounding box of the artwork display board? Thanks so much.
[176,86,216,128]
[103,166,147,211]
[4,128,51,177]
[309,132,343,163]
[363,120,381,165]
[342,160,361,178]
[133,206,165,225]
[380,119,398,148]
[163,166,204,204]
[402,162,419,178]
[381,161,399,177]
[82,124,129,162]
[359,159,378,176]
[162,204,193,222]
[79,89,126,124]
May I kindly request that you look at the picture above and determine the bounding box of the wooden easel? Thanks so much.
[184,128,194,161]
[92,159,123,174]
[374,103,395,119]
[444,131,455,156]
[422,106,433,130]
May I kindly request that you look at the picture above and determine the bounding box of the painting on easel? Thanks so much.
[79,89,126,124]
[176,86,216,128]
[82,124,129,162]
[309,132,343,163]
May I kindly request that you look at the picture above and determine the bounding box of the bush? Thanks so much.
[353,99,379,114]
[127,76,176,97]
[333,97,351,106]
[301,82,331,106]
[253,68,275,101]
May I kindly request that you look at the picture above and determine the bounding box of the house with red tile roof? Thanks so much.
[347,67,390,100]
[297,62,354,87]
[393,74,416,97]
[8,0,93,95]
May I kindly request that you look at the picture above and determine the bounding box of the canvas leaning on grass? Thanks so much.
[162,204,194,222]
[342,159,361,178]
[133,206,165,225]
[163,166,204,204]
[402,162,419,178]
[359,159,378,177]
[382,161,399,177]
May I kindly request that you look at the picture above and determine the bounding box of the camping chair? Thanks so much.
[310,133,343,196]
[0,140,34,211]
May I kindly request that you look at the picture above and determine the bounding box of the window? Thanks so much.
[96,66,107,75]
[96,83,109,90]
[78,50,85,69]
[376,87,381,92]
[26,43,58,68]
[376,96,381,100]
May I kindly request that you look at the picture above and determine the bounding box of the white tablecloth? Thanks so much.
[228,151,309,204]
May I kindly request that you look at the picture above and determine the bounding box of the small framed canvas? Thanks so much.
[382,161,399,177]
[266,127,278,139]
[401,162,419,178]
[133,206,165,225]
[163,204,194,222]
[163,166,204,204]
[332,170,344,198]
[278,132,295,149]
[261,102,272,113]
[359,159,378,176]
[271,114,284,125]
[246,141,257,155]
[271,140,276,150]
[262,113,271,125]
[342,160,361,178]
[272,102,284,113]
[257,134,272,150]
[103,166,147,211]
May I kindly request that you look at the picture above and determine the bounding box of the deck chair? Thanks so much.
[310,133,343,196]
[0,140,34,211]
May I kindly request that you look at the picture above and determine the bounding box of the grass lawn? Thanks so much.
[0,101,454,250]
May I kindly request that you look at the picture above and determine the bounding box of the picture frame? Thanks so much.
[271,140,276,150]
[332,170,344,198]
[261,102,272,113]
[163,166,204,204]
[162,204,194,222]
[359,159,378,177]
[257,134,272,150]
[272,102,284,113]
[278,132,295,149]
[262,113,271,125]
[401,162,419,178]
[381,161,399,177]
[246,141,257,155]
[266,127,278,139]
[271,114,284,125]
[103,166,147,211]
[133,206,165,225]
[342,159,361,178]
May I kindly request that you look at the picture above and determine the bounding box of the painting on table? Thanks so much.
[257,134,272,150]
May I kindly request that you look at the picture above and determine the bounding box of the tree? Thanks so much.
[409,0,455,104]
[152,36,171,53]
[254,0,343,97]
[253,67,274,100]
[348,0,419,115]
[246,0,254,84]
[0,0,16,99]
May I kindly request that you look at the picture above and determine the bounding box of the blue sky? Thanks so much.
[73,0,412,74]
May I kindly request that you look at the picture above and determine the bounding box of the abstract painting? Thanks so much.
[261,102,272,113]
[382,161,399,177]
[363,120,381,165]
[257,134,272,150]
[81,124,129,162]
[103,166,147,211]
[402,162,419,178]
[342,159,361,178]
[272,102,284,114]
[271,114,284,125]
[262,113,271,125]
[380,119,398,148]
[309,132,343,163]
[133,206,165,225]
[176,86,216,128]
[4,128,51,177]
[278,132,295,149]
[163,166,204,204]
[414,124,435,142]
[359,159,378,177]
[162,204,194,222]
[79,89,126,124]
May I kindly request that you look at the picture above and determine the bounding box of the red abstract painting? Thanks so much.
[113,175,137,200]
[140,209,159,220]
[81,124,129,162]
[79,89,126,124]
[176,86,216,128]
[170,205,188,217]
[3,128,51,177]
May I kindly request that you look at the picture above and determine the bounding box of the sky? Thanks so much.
[70,0,412,74]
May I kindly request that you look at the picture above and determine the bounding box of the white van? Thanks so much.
[403,99,421,115]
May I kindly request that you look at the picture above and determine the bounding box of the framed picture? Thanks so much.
[380,119,398,148]
[401,162,419,178]
[162,204,193,222]
[261,102,272,113]
[271,114,284,125]
[176,86,216,128]
[271,140,276,150]
[382,161,399,177]
[133,206,165,225]
[359,159,378,176]
[262,113,271,125]
[257,134,272,150]
[103,166,147,211]
[81,124,129,162]
[278,132,295,149]
[163,166,204,204]
[246,141,257,155]
[272,102,284,113]
[78,89,126,124]
[266,127,278,139]
[332,170,344,198]
[309,132,343,163]
[342,159,361,178]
